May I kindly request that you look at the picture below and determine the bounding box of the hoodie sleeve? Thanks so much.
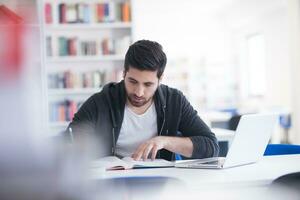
[178,95,219,158]
[66,94,98,138]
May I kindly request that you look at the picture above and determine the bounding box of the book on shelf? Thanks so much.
[58,37,68,56]
[49,100,83,122]
[102,38,114,55]
[58,3,66,23]
[81,40,97,56]
[46,35,131,57]
[103,3,110,22]
[96,4,104,23]
[108,2,116,22]
[46,36,52,57]
[48,70,106,89]
[44,3,52,24]
[66,4,77,23]
[47,1,131,24]
[77,3,90,23]
[122,1,130,22]
[91,156,175,170]
[68,38,77,55]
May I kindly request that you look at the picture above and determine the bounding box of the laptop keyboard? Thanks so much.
[197,160,219,165]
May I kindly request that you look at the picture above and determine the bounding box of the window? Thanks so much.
[246,33,267,97]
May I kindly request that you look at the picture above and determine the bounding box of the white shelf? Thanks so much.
[46,55,124,62]
[49,121,69,128]
[48,88,101,95]
[45,22,132,30]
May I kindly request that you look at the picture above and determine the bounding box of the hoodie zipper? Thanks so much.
[158,105,166,136]
[112,127,116,155]
[157,105,167,158]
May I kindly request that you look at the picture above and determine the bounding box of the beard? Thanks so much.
[127,93,152,107]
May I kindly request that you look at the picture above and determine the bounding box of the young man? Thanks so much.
[67,40,219,161]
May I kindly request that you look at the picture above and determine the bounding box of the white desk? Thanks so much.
[90,155,300,200]
[91,155,300,187]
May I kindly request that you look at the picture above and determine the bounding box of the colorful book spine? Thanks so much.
[59,104,66,121]
[48,70,107,89]
[122,1,131,22]
[49,100,82,122]
[69,100,77,121]
[58,37,68,56]
[75,3,82,23]
[58,3,66,23]
[44,3,52,24]
[48,35,130,57]
[68,37,77,56]
[46,36,52,57]
[117,3,123,22]
[109,2,116,22]
[83,4,90,23]
[103,3,110,22]
[66,4,77,23]
[96,4,104,22]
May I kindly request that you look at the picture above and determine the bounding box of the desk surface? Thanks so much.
[90,154,300,190]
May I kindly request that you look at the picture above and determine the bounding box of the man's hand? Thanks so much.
[132,136,168,161]
[131,136,193,161]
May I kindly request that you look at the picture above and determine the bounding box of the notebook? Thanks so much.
[175,113,278,169]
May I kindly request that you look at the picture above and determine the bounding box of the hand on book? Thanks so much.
[132,136,168,161]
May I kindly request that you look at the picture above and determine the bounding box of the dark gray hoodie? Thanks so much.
[67,80,219,160]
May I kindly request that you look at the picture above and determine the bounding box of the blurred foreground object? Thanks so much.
[0,4,23,82]
[0,4,95,200]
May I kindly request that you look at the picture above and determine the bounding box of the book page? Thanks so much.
[91,156,133,170]
[122,157,175,168]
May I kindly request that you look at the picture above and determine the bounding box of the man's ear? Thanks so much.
[123,70,126,79]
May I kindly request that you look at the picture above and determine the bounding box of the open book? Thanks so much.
[91,156,175,170]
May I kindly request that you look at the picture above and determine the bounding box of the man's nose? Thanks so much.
[134,85,144,97]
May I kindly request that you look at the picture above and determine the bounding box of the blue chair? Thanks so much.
[175,153,182,160]
[264,144,300,156]
[279,114,292,143]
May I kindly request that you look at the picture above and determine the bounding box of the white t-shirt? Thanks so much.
[115,102,157,158]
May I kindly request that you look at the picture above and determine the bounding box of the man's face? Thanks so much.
[124,67,161,107]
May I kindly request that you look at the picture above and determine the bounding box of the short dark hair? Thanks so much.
[124,40,167,78]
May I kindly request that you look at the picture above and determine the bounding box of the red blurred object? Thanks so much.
[0,5,23,81]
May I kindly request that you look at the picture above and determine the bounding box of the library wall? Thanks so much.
[131,0,237,111]
[223,1,292,111]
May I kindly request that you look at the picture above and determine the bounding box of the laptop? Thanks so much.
[175,113,278,169]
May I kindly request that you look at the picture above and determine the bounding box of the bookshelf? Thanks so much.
[45,22,132,30]
[48,88,102,95]
[42,0,132,134]
[46,55,125,63]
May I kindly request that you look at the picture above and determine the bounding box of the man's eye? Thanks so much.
[145,83,152,87]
